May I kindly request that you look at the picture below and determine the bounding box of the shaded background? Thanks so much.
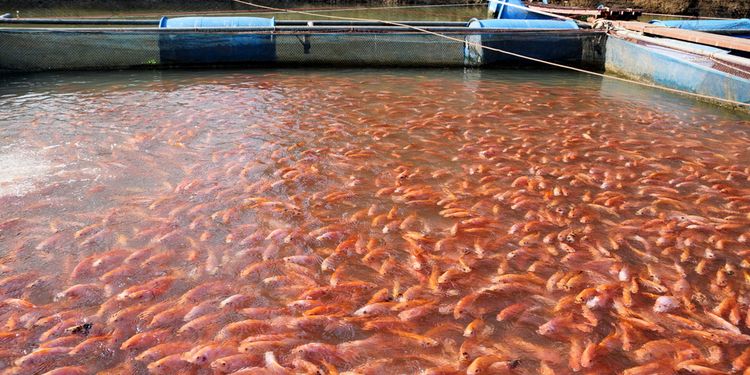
[0,0,747,18]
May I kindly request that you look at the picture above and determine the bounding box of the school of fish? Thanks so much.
[0,70,750,374]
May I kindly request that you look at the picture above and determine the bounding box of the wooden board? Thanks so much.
[614,21,750,53]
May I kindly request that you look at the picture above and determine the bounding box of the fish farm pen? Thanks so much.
[0,1,750,375]
[1,3,749,107]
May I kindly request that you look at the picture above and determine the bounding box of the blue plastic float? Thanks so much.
[158,16,276,65]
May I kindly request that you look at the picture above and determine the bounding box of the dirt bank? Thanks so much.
[555,0,749,18]
[0,0,483,13]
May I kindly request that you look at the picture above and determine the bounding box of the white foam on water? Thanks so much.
[0,148,53,197]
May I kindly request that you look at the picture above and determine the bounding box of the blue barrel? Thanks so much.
[158,16,276,66]
[466,18,582,66]
[159,16,275,29]
[469,18,579,30]
[487,0,555,20]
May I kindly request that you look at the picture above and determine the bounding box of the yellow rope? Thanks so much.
[232,0,750,108]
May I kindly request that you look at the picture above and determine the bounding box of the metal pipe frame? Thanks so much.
[0,16,470,27]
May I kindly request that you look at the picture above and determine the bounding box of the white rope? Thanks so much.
[231,0,750,108]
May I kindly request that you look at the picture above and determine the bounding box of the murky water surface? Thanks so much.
[7,4,487,21]
[0,69,749,374]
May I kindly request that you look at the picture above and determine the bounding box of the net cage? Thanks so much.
[0,27,607,72]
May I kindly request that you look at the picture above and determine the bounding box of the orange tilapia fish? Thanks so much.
[1,72,749,374]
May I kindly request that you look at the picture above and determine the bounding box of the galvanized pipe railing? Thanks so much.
[0,16,469,27]
[0,18,158,25]
[0,25,592,33]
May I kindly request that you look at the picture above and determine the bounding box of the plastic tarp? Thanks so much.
[649,19,750,32]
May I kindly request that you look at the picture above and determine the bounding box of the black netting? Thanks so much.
[0,28,606,72]
[0,30,159,71]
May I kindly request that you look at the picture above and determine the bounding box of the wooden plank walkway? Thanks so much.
[613,21,750,53]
